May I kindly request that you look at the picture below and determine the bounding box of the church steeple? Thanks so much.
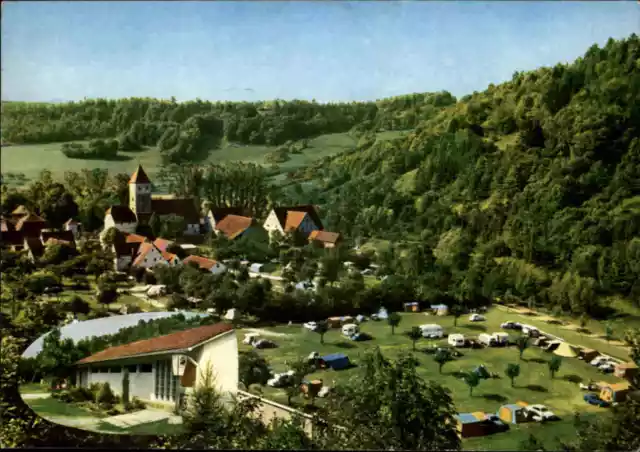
[129,165,152,216]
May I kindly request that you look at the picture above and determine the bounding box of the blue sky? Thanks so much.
[2,1,638,103]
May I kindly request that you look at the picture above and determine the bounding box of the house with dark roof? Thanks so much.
[308,230,342,249]
[263,205,323,239]
[74,323,238,409]
[102,165,203,239]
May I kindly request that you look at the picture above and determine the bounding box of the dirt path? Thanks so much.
[101,408,182,428]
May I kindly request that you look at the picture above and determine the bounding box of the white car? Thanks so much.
[526,404,557,421]
[590,356,614,367]
[267,370,295,388]
[521,325,540,337]
[469,314,485,322]
[303,322,318,332]
[599,362,616,373]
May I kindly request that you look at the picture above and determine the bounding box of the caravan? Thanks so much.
[447,334,465,347]
[342,323,359,337]
[420,324,444,338]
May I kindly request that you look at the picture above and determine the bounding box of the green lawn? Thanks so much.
[24,393,107,420]
[237,308,626,450]
[94,418,185,436]
[19,383,50,393]
[0,132,358,187]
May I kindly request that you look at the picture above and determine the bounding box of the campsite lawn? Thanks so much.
[237,308,627,450]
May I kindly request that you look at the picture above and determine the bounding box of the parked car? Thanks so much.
[254,339,277,349]
[584,393,610,407]
[599,362,615,373]
[469,313,485,322]
[267,370,295,388]
[342,323,359,337]
[579,382,599,391]
[590,356,614,367]
[500,321,522,330]
[521,325,540,337]
[420,324,444,338]
[303,322,319,332]
[485,414,510,432]
[526,404,558,421]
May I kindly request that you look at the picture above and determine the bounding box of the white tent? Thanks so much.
[224,308,238,320]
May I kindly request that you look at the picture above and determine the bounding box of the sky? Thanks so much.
[22,311,208,358]
[1,1,639,103]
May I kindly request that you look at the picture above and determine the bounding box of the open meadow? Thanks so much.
[237,307,630,450]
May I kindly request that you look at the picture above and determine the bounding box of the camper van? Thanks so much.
[478,333,498,347]
[420,324,444,338]
[521,325,540,337]
[447,334,465,347]
[342,323,360,337]
[492,332,510,346]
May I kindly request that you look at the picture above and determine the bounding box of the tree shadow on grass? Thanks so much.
[482,393,508,403]
[463,324,487,332]
[334,341,356,349]
[525,384,548,392]
[525,357,547,364]
[563,374,583,384]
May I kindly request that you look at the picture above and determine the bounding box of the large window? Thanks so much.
[154,359,179,401]
[140,363,153,373]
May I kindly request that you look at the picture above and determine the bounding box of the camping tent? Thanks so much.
[355,314,367,323]
[224,308,238,320]
[498,402,530,424]
[322,353,351,370]
[455,412,490,438]
[545,341,562,352]
[554,342,580,358]
[430,304,449,316]
[404,302,420,312]
[600,382,631,403]
[377,308,389,320]
[473,365,491,379]
[580,348,599,362]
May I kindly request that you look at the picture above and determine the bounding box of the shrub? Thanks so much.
[52,390,72,403]
[68,386,94,402]
[130,397,146,410]
[106,407,122,416]
[96,382,116,406]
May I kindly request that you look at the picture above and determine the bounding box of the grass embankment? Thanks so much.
[238,308,628,450]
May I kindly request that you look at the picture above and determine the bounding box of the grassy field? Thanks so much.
[237,308,628,450]
[0,132,359,187]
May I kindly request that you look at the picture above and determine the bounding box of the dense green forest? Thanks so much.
[1,92,455,163]
[276,35,640,317]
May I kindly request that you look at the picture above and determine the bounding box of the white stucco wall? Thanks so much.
[135,247,166,269]
[114,255,132,272]
[103,215,137,236]
[194,330,238,395]
[263,210,283,234]
[82,363,163,403]
[87,369,124,394]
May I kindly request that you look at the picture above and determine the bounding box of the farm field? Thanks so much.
[0,132,359,187]
[237,308,629,450]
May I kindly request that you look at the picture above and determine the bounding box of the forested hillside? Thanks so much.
[1,92,456,164]
[290,35,640,316]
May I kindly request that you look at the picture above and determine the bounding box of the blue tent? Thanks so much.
[322,353,351,370]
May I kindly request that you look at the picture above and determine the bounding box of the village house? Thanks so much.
[182,255,227,274]
[308,230,342,248]
[214,214,268,241]
[109,230,179,272]
[102,165,202,238]
[262,205,324,238]
[204,207,247,233]
[75,323,238,409]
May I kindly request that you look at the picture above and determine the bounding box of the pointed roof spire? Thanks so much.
[129,164,151,184]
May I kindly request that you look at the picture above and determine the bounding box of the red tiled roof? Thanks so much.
[106,205,137,223]
[161,251,179,263]
[207,207,247,223]
[183,255,220,271]
[129,165,151,185]
[308,230,341,244]
[215,215,253,240]
[76,323,234,364]
[284,211,307,232]
[272,205,323,231]
[153,237,174,252]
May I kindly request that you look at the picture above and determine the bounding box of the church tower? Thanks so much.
[129,165,152,217]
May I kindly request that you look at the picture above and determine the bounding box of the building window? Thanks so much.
[110,366,121,373]
[140,363,153,373]
[125,365,138,373]
[154,359,179,401]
